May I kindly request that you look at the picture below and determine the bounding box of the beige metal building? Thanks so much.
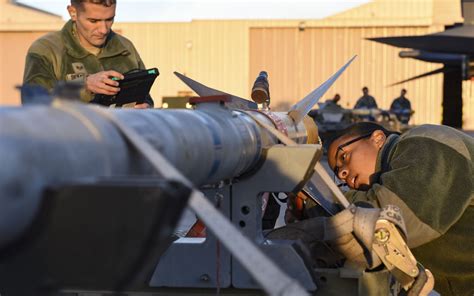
[2,0,473,128]
[0,0,63,105]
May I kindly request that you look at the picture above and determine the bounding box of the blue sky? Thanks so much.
[17,0,369,22]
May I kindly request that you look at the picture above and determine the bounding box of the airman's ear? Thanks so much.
[371,130,386,149]
[67,5,77,21]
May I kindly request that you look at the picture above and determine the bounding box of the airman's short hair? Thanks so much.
[71,0,116,8]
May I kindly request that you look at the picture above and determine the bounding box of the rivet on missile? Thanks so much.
[200,274,210,282]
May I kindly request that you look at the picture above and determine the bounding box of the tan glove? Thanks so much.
[324,204,408,270]
[323,205,382,269]
[267,204,408,270]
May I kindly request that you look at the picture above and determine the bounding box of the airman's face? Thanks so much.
[327,130,386,190]
[68,3,116,48]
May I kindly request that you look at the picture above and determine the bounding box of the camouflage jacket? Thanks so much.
[23,20,153,106]
[346,124,474,296]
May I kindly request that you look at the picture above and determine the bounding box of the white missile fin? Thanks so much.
[288,55,357,124]
[174,72,257,109]
[174,71,228,97]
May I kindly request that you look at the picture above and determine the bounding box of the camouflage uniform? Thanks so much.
[23,20,153,106]
[347,124,474,296]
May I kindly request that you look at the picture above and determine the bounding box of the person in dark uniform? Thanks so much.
[354,86,377,109]
[390,89,412,123]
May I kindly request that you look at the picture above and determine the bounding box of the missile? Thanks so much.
[0,57,355,256]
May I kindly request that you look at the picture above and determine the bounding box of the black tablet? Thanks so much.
[92,68,159,106]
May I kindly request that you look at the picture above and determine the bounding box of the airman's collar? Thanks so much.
[61,20,130,59]
[372,134,400,183]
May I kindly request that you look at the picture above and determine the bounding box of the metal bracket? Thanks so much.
[152,145,321,292]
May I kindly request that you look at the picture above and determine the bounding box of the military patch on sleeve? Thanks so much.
[66,73,86,81]
[72,62,87,74]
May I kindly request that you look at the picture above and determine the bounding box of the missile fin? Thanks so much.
[288,56,357,124]
[174,72,257,109]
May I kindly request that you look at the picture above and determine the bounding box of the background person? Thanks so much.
[354,86,377,109]
[353,87,378,121]
[327,93,341,107]
[390,88,412,123]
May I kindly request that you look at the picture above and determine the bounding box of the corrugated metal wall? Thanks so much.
[115,20,303,106]
[249,26,446,126]
[117,21,250,104]
[463,81,474,128]
[325,0,462,26]
[119,21,474,127]
[1,0,473,128]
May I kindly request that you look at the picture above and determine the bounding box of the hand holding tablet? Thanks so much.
[91,68,159,107]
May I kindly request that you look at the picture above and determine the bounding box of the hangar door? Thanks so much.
[249,26,443,126]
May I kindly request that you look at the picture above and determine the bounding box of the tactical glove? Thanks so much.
[324,205,382,269]
[267,204,407,270]
[325,204,408,269]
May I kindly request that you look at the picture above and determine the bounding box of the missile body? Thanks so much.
[0,101,315,247]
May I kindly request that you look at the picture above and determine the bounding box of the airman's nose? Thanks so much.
[338,168,349,180]
[98,22,108,34]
